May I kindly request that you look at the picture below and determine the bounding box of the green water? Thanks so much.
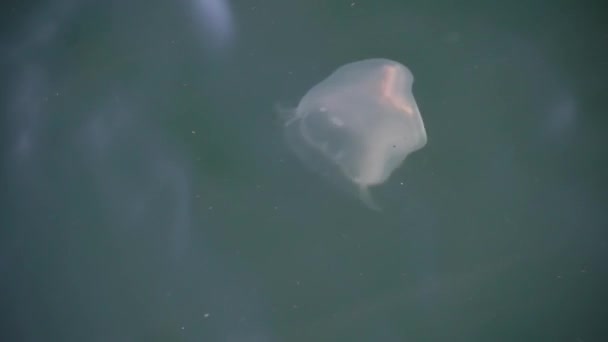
[2,1,606,341]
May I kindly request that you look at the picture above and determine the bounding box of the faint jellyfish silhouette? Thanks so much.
[279,58,427,210]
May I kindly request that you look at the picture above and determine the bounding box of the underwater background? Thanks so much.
[2,0,607,341]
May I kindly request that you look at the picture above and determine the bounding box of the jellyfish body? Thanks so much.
[282,58,427,210]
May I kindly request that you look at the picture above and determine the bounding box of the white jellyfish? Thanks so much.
[280,58,427,210]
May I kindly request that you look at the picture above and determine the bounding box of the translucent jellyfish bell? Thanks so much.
[281,58,427,210]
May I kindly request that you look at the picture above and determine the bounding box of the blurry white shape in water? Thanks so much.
[280,58,427,210]
[193,0,235,50]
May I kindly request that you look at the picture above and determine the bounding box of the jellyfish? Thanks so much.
[280,58,427,210]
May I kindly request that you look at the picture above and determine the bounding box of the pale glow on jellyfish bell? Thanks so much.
[281,58,427,210]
